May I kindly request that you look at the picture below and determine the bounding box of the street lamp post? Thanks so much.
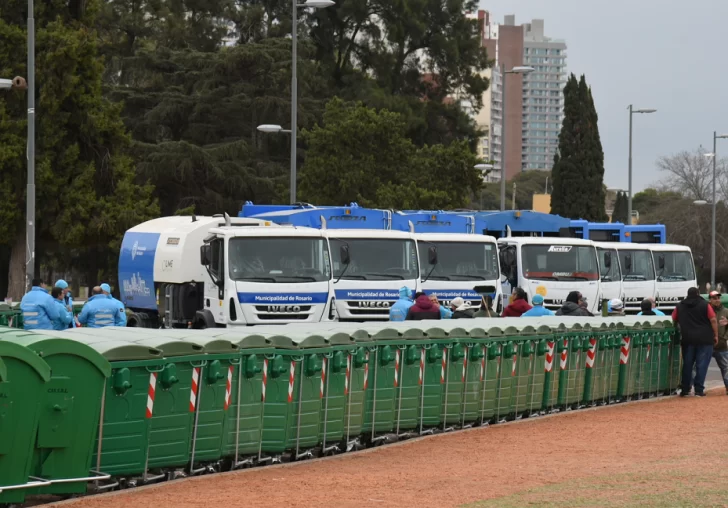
[258,0,334,205]
[627,105,656,223]
[700,133,728,287]
[500,65,534,211]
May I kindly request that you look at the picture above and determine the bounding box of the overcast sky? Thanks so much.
[480,0,728,192]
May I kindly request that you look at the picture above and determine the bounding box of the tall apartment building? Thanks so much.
[475,12,567,181]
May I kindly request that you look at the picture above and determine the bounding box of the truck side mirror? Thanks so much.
[625,254,632,271]
[604,252,612,268]
[658,255,665,270]
[339,245,351,265]
[428,246,438,265]
[200,244,211,266]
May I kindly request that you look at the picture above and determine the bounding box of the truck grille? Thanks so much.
[254,305,313,321]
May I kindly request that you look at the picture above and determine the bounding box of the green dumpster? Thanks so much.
[360,327,399,443]
[72,337,164,482]
[0,339,52,505]
[493,327,520,421]
[478,327,504,424]
[437,326,468,430]
[172,335,240,473]
[650,321,676,395]
[124,336,206,477]
[318,331,358,453]
[515,325,549,417]
[260,333,327,459]
[556,323,587,410]
[586,323,613,406]
[343,329,372,448]
[4,331,111,496]
[455,325,488,427]
[217,333,269,468]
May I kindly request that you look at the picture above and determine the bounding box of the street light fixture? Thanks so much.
[499,65,534,211]
[0,77,27,90]
[257,0,335,204]
[627,105,657,223]
[257,124,292,134]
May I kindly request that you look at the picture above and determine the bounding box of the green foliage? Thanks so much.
[550,74,607,221]
[611,192,629,224]
[475,170,551,211]
[0,0,158,295]
[632,188,684,217]
[300,98,480,209]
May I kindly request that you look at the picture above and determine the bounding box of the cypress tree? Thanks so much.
[612,192,628,223]
[550,74,607,221]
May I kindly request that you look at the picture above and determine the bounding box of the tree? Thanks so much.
[0,0,158,298]
[550,74,607,221]
[632,188,683,217]
[611,192,629,224]
[299,98,480,209]
[655,148,728,202]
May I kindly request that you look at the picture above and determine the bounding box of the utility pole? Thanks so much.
[26,0,36,290]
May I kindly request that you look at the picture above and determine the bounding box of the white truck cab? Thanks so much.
[649,243,696,312]
[417,232,501,312]
[497,237,600,314]
[119,214,335,327]
[613,243,657,314]
[593,242,624,309]
[325,229,424,321]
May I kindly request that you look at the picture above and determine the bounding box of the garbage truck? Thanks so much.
[119,214,337,327]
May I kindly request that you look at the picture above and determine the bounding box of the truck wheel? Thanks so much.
[127,312,144,327]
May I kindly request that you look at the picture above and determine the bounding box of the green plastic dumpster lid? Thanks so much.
[131,337,204,357]
[369,328,403,341]
[8,331,112,377]
[0,357,7,382]
[486,327,504,337]
[214,332,271,349]
[537,325,552,334]
[71,339,164,361]
[0,339,51,381]
[519,325,537,335]
[326,332,356,346]
[174,335,239,355]
[503,326,519,336]
[421,327,448,340]
[264,333,329,349]
[378,323,427,339]
[350,329,372,342]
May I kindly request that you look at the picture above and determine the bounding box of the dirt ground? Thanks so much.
[55,389,728,508]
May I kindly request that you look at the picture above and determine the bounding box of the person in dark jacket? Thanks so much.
[640,299,655,316]
[502,287,532,317]
[406,292,442,320]
[555,291,591,317]
[474,295,498,318]
[450,297,474,319]
[672,287,718,397]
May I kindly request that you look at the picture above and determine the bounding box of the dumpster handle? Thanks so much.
[145,365,166,373]
[189,360,208,368]
[291,355,305,362]
[50,470,111,484]
[0,476,52,491]
[263,354,278,360]
[229,357,242,365]
[322,351,334,358]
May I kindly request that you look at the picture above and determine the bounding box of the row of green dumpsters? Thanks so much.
[0,316,681,504]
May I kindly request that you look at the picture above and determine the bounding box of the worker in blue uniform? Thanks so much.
[78,286,121,328]
[20,278,60,330]
[54,279,78,327]
[101,283,127,326]
[51,286,74,330]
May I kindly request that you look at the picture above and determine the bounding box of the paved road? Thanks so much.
[706,362,726,391]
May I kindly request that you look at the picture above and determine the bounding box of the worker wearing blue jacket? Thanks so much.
[389,286,414,321]
[101,283,127,326]
[51,287,74,330]
[20,279,60,330]
[54,279,78,328]
[78,286,121,328]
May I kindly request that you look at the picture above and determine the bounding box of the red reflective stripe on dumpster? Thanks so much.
[545,341,555,372]
[363,352,369,390]
[394,349,400,387]
[419,348,425,385]
[288,361,295,403]
[560,340,568,370]
[146,372,157,419]
[262,358,268,402]
[586,338,597,368]
[441,349,447,384]
[320,357,327,399]
[345,354,351,395]
[462,346,468,382]
[620,337,631,365]
[189,367,200,412]
[224,365,233,410]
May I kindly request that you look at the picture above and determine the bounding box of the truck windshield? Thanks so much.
[522,245,599,281]
[418,241,499,280]
[597,247,621,282]
[330,238,419,280]
[228,237,331,283]
[653,251,695,281]
[619,249,655,281]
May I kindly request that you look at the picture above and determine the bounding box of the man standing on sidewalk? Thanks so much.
[708,290,728,395]
[672,287,719,397]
